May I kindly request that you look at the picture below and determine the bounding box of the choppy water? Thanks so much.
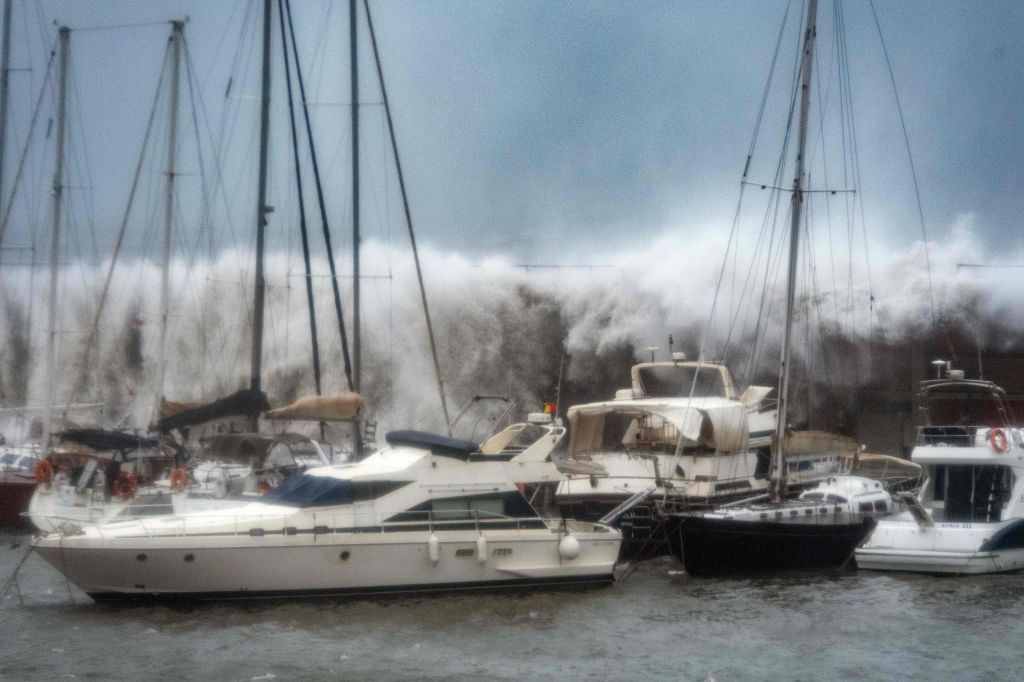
[1,529,1022,681]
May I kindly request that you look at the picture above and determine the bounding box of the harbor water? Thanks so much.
[1,531,1021,680]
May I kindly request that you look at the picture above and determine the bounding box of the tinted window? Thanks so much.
[262,475,353,508]
[638,366,727,398]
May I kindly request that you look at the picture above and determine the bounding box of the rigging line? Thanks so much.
[182,34,247,287]
[694,0,792,383]
[66,49,100,265]
[284,0,354,392]
[726,1,804,383]
[0,38,55,255]
[363,0,452,434]
[868,0,935,329]
[278,0,322,395]
[811,34,842,342]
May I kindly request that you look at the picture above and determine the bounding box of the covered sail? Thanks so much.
[264,393,364,422]
[58,428,160,452]
[156,389,270,433]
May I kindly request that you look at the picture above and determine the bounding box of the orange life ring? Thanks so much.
[113,471,138,500]
[988,428,1010,453]
[34,458,55,484]
[169,467,189,492]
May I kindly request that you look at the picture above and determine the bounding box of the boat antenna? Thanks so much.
[772,0,818,504]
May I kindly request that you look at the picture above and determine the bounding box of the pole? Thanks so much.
[250,0,272,403]
[771,0,818,503]
[44,26,69,444]
[0,0,13,211]
[350,0,360,395]
[156,20,182,420]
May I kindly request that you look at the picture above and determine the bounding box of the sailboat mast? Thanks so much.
[156,20,182,419]
[0,0,12,211]
[771,0,818,503]
[250,0,272,400]
[350,0,360,395]
[44,26,69,444]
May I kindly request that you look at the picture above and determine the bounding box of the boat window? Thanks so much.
[431,496,505,520]
[873,500,888,512]
[350,481,408,502]
[801,492,824,501]
[261,475,354,507]
[858,502,873,513]
[638,366,727,399]
[926,394,1006,428]
[825,494,847,504]
[941,464,1014,523]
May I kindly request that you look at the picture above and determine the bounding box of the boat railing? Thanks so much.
[36,506,578,539]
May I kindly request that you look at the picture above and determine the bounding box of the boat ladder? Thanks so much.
[599,487,657,525]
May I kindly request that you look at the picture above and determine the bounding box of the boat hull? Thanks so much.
[0,476,36,527]
[35,526,619,601]
[673,516,876,576]
[856,517,1024,575]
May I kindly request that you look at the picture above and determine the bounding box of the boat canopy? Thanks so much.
[567,401,749,455]
[156,389,270,433]
[57,428,160,452]
[264,392,364,422]
[385,430,479,460]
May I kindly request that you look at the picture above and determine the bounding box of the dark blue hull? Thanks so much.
[672,515,876,577]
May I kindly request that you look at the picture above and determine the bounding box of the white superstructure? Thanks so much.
[857,373,1024,574]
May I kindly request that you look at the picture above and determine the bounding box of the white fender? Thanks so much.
[558,533,581,561]
[427,533,440,564]
[476,535,488,564]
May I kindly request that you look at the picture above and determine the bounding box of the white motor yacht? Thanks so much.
[857,369,1024,575]
[555,358,843,527]
[33,429,620,601]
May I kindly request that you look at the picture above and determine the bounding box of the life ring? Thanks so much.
[988,428,1010,453]
[34,458,55,485]
[113,471,138,500]
[169,467,189,492]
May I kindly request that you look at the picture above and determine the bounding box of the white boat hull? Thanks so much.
[35,524,619,600]
[856,517,1024,575]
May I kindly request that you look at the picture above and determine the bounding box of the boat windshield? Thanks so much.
[261,475,354,507]
[638,365,727,399]
[261,474,408,508]
[924,388,1008,427]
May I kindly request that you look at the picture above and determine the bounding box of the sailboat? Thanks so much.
[665,0,891,576]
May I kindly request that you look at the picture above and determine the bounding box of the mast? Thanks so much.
[0,0,12,211]
[250,0,272,403]
[43,26,69,444]
[771,0,818,503]
[350,0,360,395]
[155,20,182,419]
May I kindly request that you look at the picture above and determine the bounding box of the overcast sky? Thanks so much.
[3,0,1022,265]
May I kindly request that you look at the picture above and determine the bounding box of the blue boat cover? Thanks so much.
[385,430,479,459]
